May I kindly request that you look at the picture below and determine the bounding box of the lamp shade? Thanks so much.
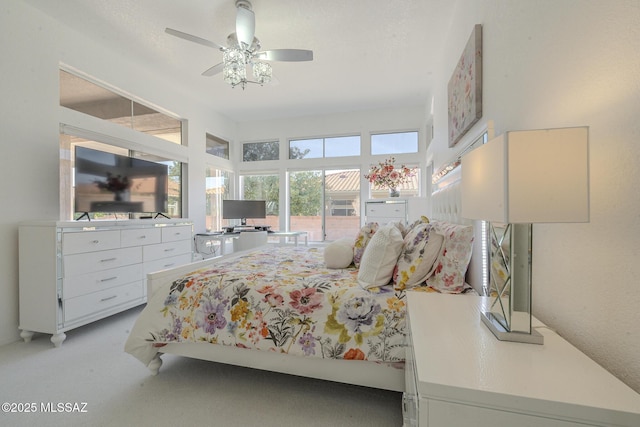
[461,127,589,223]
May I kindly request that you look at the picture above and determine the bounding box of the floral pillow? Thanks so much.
[393,223,444,291]
[353,222,379,267]
[424,221,474,293]
[405,216,431,235]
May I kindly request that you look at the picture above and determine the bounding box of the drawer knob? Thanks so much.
[100,295,117,302]
[92,240,99,244]
[100,276,118,283]
[100,257,117,263]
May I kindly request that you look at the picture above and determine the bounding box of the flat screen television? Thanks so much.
[74,146,169,216]
[222,200,266,225]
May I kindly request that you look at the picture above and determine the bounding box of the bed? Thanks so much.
[125,173,481,392]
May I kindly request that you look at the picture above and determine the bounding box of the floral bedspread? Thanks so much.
[125,246,407,366]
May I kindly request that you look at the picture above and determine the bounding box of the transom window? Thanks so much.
[243,141,279,161]
[289,135,360,159]
[371,131,418,155]
[60,70,183,145]
[206,133,229,159]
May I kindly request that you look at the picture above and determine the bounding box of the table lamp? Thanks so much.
[461,126,589,344]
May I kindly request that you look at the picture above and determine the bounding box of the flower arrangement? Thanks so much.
[364,157,415,190]
[95,172,130,193]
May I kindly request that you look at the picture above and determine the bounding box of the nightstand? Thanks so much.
[403,292,640,427]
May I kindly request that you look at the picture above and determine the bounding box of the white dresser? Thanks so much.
[19,219,193,347]
[364,197,428,225]
[404,292,640,427]
[365,199,408,225]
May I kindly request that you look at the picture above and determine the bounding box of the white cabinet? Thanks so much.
[365,199,408,225]
[18,219,193,347]
[403,292,640,427]
[365,198,428,226]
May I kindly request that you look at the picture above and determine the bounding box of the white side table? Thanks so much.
[404,292,640,427]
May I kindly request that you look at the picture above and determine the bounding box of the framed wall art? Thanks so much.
[448,24,483,147]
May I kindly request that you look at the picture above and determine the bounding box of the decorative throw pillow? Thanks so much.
[353,222,379,267]
[393,223,445,291]
[387,220,408,237]
[357,224,404,289]
[324,238,354,269]
[425,221,474,293]
[405,216,431,235]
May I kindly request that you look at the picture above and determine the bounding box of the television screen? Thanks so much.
[222,200,266,225]
[74,146,169,214]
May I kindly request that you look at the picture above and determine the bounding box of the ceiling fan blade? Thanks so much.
[202,62,224,77]
[235,4,255,49]
[257,49,313,62]
[165,28,224,51]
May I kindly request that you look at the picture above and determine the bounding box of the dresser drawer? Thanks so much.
[144,253,193,275]
[143,240,191,262]
[161,225,192,242]
[121,227,161,248]
[63,263,144,299]
[365,202,407,218]
[63,247,142,277]
[63,281,144,323]
[62,230,120,255]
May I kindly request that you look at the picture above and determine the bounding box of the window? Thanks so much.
[289,139,322,159]
[371,131,418,155]
[325,136,360,157]
[205,167,232,232]
[60,70,183,145]
[289,135,360,159]
[206,133,229,159]
[289,169,361,242]
[243,141,279,161]
[240,174,280,231]
[289,170,323,240]
[330,199,356,216]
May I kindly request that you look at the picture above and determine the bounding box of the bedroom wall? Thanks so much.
[0,1,235,346]
[426,0,640,392]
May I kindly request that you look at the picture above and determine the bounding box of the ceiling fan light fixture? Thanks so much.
[253,62,272,85]
[223,48,246,86]
[165,0,313,89]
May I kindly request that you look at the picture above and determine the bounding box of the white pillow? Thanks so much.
[324,238,354,269]
[357,225,404,288]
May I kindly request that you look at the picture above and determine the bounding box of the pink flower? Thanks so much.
[289,288,323,314]
[264,293,284,307]
[363,157,415,189]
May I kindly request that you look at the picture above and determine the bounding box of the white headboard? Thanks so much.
[430,143,488,296]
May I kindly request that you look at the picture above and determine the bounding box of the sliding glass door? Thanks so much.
[289,169,361,242]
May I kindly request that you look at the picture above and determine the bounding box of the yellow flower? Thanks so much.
[231,300,249,322]
[181,325,193,340]
[387,297,405,312]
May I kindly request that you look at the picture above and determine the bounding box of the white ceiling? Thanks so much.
[24,0,456,122]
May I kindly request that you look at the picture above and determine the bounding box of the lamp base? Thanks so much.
[481,312,544,345]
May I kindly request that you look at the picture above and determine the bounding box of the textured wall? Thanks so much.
[427,0,640,392]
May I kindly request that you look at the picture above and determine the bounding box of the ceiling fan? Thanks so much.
[165,0,313,89]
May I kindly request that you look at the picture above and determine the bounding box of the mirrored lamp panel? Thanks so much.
[461,126,589,344]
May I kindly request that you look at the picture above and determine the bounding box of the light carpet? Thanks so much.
[0,306,402,427]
